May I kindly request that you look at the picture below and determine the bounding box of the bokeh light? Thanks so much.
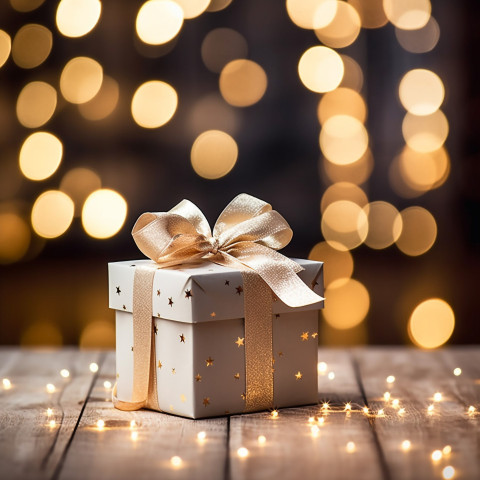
[317,87,367,125]
[395,206,437,256]
[395,16,440,53]
[314,1,361,48]
[338,54,364,91]
[383,0,431,30]
[80,320,115,348]
[21,321,63,346]
[308,241,354,287]
[219,59,268,107]
[321,200,369,251]
[136,0,184,45]
[188,93,239,136]
[175,0,210,19]
[320,182,368,213]
[31,190,74,239]
[60,57,103,104]
[81,189,127,239]
[19,132,63,181]
[0,30,11,68]
[402,110,449,153]
[56,0,102,38]
[408,299,455,348]
[10,0,45,12]
[347,0,388,29]
[201,28,248,74]
[78,75,120,121]
[322,278,370,329]
[286,0,338,30]
[16,81,57,128]
[206,0,233,12]
[363,201,402,249]
[322,149,374,185]
[191,130,238,179]
[320,115,369,165]
[131,80,178,128]
[399,69,444,116]
[0,212,31,264]
[12,24,52,69]
[298,46,344,93]
[60,168,102,216]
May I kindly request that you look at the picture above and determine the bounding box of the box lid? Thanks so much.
[108,258,323,323]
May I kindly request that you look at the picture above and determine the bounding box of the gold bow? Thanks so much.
[114,194,323,415]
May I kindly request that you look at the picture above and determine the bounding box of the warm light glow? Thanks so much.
[398,408,406,415]
[19,131,63,181]
[298,46,344,93]
[16,81,57,128]
[409,298,455,349]
[395,16,440,53]
[96,419,105,429]
[347,0,388,29]
[431,450,442,461]
[383,0,431,30]
[399,69,444,116]
[201,28,248,74]
[131,80,178,128]
[10,0,45,12]
[104,381,112,389]
[258,435,267,445]
[131,431,138,441]
[60,369,70,378]
[47,408,53,416]
[0,213,31,264]
[60,57,103,104]
[392,399,400,408]
[322,149,374,185]
[346,441,356,453]
[363,201,402,250]
[2,378,12,389]
[453,368,462,376]
[219,59,267,107]
[237,447,249,458]
[320,115,369,165]
[286,0,338,30]
[321,200,369,251]
[46,383,55,393]
[310,425,320,437]
[402,110,449,153]
[206,0,233,12]
[191,130,238,180]
[56,0,101,38]
[339,54,363,91]
[197,431,207,441]
[31,191,74,239]
[60,168,102,217]
[78,75,120,121]
[136,0,184,45]
[318,417,325,425]
[321,182,368,213]
[314,1,361,48]
[271,410,279,418]
[328,372,335,380]
[433,392,442,402]
[12,24,52,69]
[82,189,127,239]
[401,440,411,451]
[174,0,210,18]
[130,420,136,428]
[89,363,99,373]
[80,320,118,348]
[344,403,352,411]
[395,206,437,256]
[308,417,315,424]
[309,241,353,287]
[443,446,452,455]
[0,30,11,68]
[322,278,370,329]
[442,466,455,480]
[317,88,367,125]
[317,361,328,374]
[49,420,56,427]
[21,321,63,346]
[377,409,384,416]
[468,406,476,414]
[363,407,369,414]
[322,402,329,410]
[384,392,391,401]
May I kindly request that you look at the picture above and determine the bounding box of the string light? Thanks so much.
[453,368,462,376]
[398,408,406,415]
[96,419,105,430]
[131,431,138,441]
[431,450,442,461]
[310,425,320,437]
[130,420,136,428]
[443,445,452,456]
[383,392,391,402]
[401,440,411,451]
[442,466,455,480]
[104,381,112,389]
[2,378,11,389]
[327,372,335,380]
[386,375,395,384]
[433,392,443,402]
[197,431,206,442]
[46,383,55,393]
[60,369,70,378]
[322,402,330,411]
[377,409,384,416]
[467,405,476,414]
[346,441,356,453]
[308,416,315,424]
[170,456,183,467]
[237,447,249,458]
[363,407,369,415]
[89,362,99,373]
[271,410,279,419]
[344,403,352,411]
[49,420,56,428]
[258,435,267,445]
[427,404,434,414]
[318,417,325,425]
[318,362,328,374]
[392,399,400,408]
[47,408,53,416]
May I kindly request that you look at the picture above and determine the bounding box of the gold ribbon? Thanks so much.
[114,194,323,413]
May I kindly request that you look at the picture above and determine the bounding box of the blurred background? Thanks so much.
[0,0,478,349]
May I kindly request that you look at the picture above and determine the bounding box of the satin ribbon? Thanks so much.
[114,193,324,413]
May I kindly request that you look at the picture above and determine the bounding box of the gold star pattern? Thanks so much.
[195,374,202,382]
[158,361,163,369]
[116,373,119,378]
[122,305,126,310]
[234,373,240,380]
[278,351,284,357]
[179,334,185,343]
[312,332,318,338]
[185,289,193,299]
[235,285,243,295]
[131,346,134,352]
[295,371,303,380]
[203,397,210,407]
[241,393,246,400]
[210,312,216,318]
[301,331,309,341]
[116,286,121,295]
[156,289,161,296]
[172,368,176,375]
[154,325,158,335]
[168,297,174,307]
[235,337,245,347]
[206,356,214,367]
[170,405,174,411]
[180,394,186,403]
[225,280,230,286]
[275,313,280,318]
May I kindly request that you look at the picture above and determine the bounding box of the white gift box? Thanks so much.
[108,258,324,419]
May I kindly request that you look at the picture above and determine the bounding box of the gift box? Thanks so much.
[108,194,324,419]
[109,258,324,419]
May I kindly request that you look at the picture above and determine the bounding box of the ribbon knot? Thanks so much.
[208,236,219,255]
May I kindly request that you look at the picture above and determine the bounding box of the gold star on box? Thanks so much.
[312,332,318,338]
[180,394,186,403]
[168,297,174,307]
[300,332,309,341]
[116,286,121,295]
[154,325,158,335]
[235,286,243,295]
[185,289,193,299]
[234,373,240,380]
[210,312,216,318]
[235,337,245,347]
[156,289,161,296]
[158,361,163,369]
[225,280,230,286]
[131,346,134,352]
[195,374,202,382]
[295,371,303,380]
[203,397,210,407]
[172,368,176,375]
[122,305,126,310]
[241,393,246,400]
[206,356,214,367]
[278,351,284,357]
[179,334,185,343]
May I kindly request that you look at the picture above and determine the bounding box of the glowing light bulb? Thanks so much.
[344,403,352,411]
[383,392,391,402]
[431,450,442,461]
[328,371,335,380]
[346,441,356,453]
[318,417,325,425]
[363,407,369,415]
[398,408,406,415]
[442,466,455,480]
[96,419,105,429]
[170,455,182,467]
[318,361,328,374]
[433,392,442,402]
[453,368,461,376]
[60,369,70,378]
[271,410,279,418]
[237,447,249,458]
[103,381,112,389]
[49,420,56,427]
[258,435,266,445]
[386,375,395,384]
[443,445,452,455]
[131,431,138,441]
[378,409,384,416]
[46,383,55,393]
[89,362,99,373]
[308,416,315,424]
[468,405,476,414]
[427,404,434,414]
[197,431,206,441]
[47,408,53,416]
[392,399,400,408]
[401,440,411,451]
[322,402,329,410]
[2,378,11,389]
[130,420,136,428]
[311,425,320,437]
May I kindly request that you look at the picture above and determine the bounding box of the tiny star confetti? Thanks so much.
[235,285,243,295]
[46,383,55,393]
[195,374,202,382]
[89,363,99,373]
[237,447,249,458]
[203,397,210,407]
[295,371,303,380]
[179,334,185,343]
[205,356,214,367]
[60,369,70,378]
[300,331,309,341]
[235,337,245,347]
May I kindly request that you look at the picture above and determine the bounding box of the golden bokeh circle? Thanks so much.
[0,212,31,264]
[321,182,368,213]
[78,75,120,121]
[308,241,354,287]
[286,0,338,30]
[383,0,431,30]
[317,87,367,125]
[0,30,11,68]
[363,201,402,249]
[31,190,74,239]
[16,81,57,128]
[402,110,448,153]
[60,56,103,104]
[60,167,102,216]
[399,69,444,116]
[12,24,52,69]
[395,206,437,256]
[56,0,102,38]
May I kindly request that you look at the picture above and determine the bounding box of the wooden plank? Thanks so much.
[58,351,229,480]
[354,347,480,480]
[229,349,384,480]
[0,348,103,480]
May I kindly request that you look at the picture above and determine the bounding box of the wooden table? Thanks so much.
[1,348,479,480]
